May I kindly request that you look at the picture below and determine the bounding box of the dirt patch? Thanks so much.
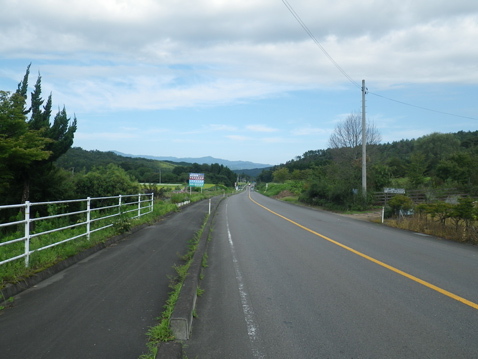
[338,209,382,222]
[273,190,296,199]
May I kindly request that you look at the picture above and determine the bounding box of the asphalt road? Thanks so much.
[185,189,478,358]
[0,198,217,359]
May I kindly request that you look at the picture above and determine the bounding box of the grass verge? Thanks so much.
[0,191,224,292]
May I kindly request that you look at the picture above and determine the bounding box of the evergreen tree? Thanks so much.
[0,90,51,197]
[12,65,77,203]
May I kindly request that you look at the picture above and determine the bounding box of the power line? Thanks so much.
[281,0,360,89]
[368,91,478,120]
[281,0,478,121]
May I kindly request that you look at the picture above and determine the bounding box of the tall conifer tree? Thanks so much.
[13,65,77,203]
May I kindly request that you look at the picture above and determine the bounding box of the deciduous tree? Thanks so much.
[272,167,289,183]
[328,112,381,155]
[75,164,139,198]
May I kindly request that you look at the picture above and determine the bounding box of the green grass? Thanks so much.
[139,281,183,358]
[281,196,300,204]
[139,214,210,359]
[201,252,208,268]
[258,181,304,197]
[0,296,14,310]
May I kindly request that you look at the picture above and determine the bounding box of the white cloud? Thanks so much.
[1,0,478,117]
[246,124,278,133]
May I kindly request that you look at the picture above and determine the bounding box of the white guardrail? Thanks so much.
[0,194,153,268]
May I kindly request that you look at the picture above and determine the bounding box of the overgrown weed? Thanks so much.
[386,214,478,243]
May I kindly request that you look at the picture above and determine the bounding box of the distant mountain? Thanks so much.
[233,167,271,178]
[112,151,272,171]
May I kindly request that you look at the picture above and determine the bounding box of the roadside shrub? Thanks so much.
[388,197,478,243]
[383,205,394,218]
[388,195,414,216]
[451,197,475,230]
[299,180,329,206]
[170,193,189,204]
[75,164,139,198]
[140,184,168,200]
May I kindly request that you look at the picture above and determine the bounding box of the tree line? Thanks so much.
[0,66,238,215]
[257,113,478,211]
[55,147,238,188]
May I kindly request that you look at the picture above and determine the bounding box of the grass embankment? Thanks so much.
[257,182,301,203]
[0,190,223,294]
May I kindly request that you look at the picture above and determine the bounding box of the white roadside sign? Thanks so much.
[384,188,405,194]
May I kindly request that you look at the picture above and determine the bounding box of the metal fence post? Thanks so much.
[24,201,31,267]
[119,194,122,215]
[151,193,154,213]
[87,197,91,240]
[138,193,141,217]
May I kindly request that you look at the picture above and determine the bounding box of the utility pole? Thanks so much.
[362,79,367,197]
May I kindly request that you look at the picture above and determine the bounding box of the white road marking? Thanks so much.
[226,202,265,359]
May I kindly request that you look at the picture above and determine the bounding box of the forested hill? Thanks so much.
[56,147,176,176]
[55,147,238,186]
[257,130,478,197]
[112,151,271,171]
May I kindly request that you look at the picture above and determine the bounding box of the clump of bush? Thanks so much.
[387,196,478,243]
[170,193,190,204]
[387,194,414,217]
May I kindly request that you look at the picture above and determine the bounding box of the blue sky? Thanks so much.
[1,0,477,166]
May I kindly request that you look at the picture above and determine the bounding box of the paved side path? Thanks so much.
[0,197,220,359]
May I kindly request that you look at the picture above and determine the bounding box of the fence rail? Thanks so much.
[0,193,153,268]
[373,188,469,206]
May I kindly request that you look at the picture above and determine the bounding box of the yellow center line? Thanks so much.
[249,192,478,310]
